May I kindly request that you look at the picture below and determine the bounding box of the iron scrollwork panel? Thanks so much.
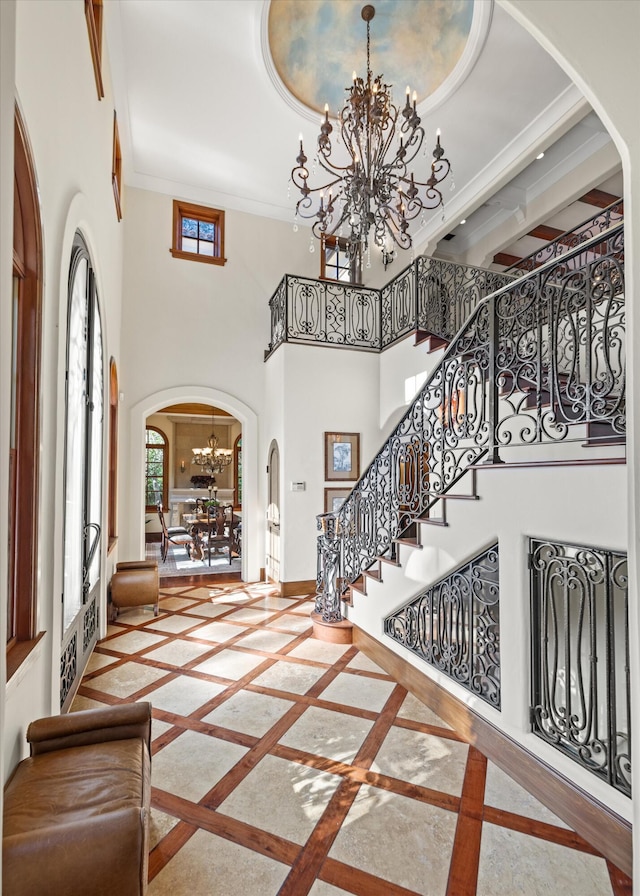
[385,543,500,707]
[530,539,631,797]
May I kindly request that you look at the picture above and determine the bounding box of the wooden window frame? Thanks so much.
[108,358,118,552]
[8,107,44,679]
[85,0,104,100]
[320,234,362,285]
[145,426,168,512]
[171,199,226,266]
[112,112,122,221]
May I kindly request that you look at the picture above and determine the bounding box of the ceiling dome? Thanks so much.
[266,0,482,120]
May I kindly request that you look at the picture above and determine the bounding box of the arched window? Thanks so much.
[63,233,104,637]
[145,426,168,510]
[8,106,43,676]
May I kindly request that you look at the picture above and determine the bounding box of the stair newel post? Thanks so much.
[485,293,503,465]
[284,274,290,345]
[315,512,343,623]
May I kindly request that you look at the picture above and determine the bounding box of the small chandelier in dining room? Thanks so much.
[291,3,453,262]
[192,416,232,475]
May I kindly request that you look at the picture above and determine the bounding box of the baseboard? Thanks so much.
[353,625,632,878]
[267,577,316,598]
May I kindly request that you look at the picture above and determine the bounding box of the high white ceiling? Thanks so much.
[105,0,620,258]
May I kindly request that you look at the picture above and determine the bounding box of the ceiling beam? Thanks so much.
[578,189,621,209]
[493,252,523,267]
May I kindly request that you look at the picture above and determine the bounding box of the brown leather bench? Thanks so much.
[110,560,159,620]
[2,702,152,896]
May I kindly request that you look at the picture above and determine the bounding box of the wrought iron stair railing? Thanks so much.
[505,199,623,274]
[316,222,625,622]
[265,260,515,358]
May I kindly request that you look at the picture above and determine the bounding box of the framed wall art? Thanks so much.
[324,432,360,481]
[324,487,351,514]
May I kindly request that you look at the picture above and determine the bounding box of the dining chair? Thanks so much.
[205,504,236,565]
[157,502,193,562]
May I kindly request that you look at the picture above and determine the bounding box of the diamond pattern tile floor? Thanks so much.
[74,580,631,896]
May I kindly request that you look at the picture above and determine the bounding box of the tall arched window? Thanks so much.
[145,426,168,510]
[8,107,43,677]
[63,233,103,637]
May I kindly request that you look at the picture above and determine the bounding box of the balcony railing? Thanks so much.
[315,222,624,610]
[506,200,624,274]
[530,538,631,797]
[385,542,501,708]
[265,261,515,358]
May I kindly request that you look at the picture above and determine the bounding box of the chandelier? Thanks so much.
[291,4,452,261]
[192,417,232,475]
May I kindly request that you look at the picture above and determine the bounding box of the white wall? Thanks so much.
[117,187,318,563]
[3,0,124,774]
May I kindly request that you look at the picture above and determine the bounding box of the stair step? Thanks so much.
[417,517,448,527]
[364,567,382,582]
[394,536,423,549]
[438,494,479,501]
[379,555,402,567]
[414,329,449,352]
[350,576,367,596]
[470,456,626,470]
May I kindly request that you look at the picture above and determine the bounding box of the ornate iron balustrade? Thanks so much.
[266,261,515,357]
[385,543,500,708]
[315,223,625,602]
[530,539,631,797]
[506,200,624,274]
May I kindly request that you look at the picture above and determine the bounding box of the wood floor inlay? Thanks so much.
[73,581,631,896]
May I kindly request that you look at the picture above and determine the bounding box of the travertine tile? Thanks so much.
[329,784,457,894]
[266,613,313,634]
[193,648,270,680]
[144,638,214,668]
[158,596,200,610]
[87,660,169,698]
[70,695,110,712]
[484,763,569,829]
[146,675,226,716]
[373,726,469,795]
[396,692,452,729]
[319,671,397,713]
[185,620,247,643]
[233,629,299,653]
[251,660,328,695]
[279,706,374,764]
[149,809,180,851]
[308,882,353,896]
[84,651,118,674]
[224,606,278,624]
[146,614,202,634]
[345,652,388,674]
[152,729,247,803]
[182,602,237,618]
[476,823,613,896]
[218,754,342,844]
[104,629,167,655]
[202,690,294,738]
[287,640,351,664]
[147,828,289,895]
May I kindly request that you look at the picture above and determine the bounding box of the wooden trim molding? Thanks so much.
[112,112,123,221]
[84,0,104,99]
[353,625,632,877]
[267,578,316,598]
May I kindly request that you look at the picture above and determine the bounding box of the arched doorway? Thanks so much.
[266,440,280,584]
[128,386,260,583]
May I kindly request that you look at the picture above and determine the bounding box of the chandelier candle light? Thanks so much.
[291,4,453,261]
[192,417,233,476]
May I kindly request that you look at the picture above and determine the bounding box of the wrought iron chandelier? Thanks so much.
[192,416,232,475]
[291,4,453,261]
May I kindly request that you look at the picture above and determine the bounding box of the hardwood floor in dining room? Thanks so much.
[74,581,632,896]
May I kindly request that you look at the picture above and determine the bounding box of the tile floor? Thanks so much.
[75,580,632,896]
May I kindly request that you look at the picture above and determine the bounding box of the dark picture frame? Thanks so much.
[324,432,360,481]
[324,487,351,514]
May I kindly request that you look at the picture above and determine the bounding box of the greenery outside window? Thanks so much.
[171,200,226,266]
[145,427,168,510]
[321,234,361,284]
